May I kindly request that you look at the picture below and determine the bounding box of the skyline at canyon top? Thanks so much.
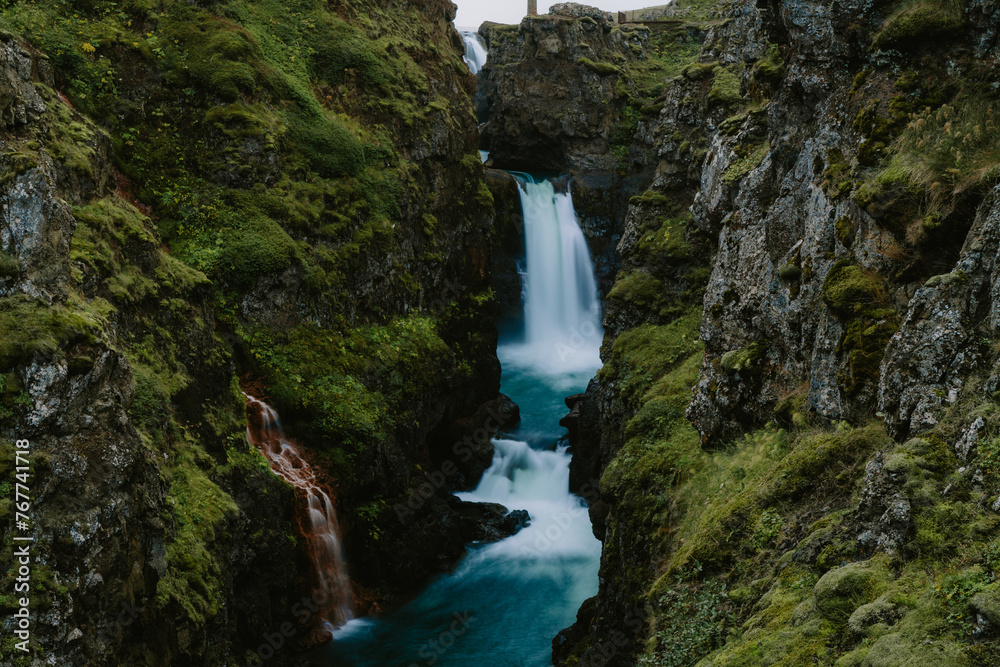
[454,0,668,31]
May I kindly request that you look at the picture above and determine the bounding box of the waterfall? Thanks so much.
[457,439,599,562]
[245,395,352,631]
[323,172,604,665]
[501,176,604,376]
[461,31,488,75]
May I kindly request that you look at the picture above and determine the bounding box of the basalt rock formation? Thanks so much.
[0,0,518,664]
[482,0,1000,665]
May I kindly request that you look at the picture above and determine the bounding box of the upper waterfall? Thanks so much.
[500,176,604,377]
[460,31,488,75]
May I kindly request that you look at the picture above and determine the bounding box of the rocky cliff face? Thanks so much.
[0,0,513,663]
[484,1,1000,665]
[478,5,645,173]
[0,32,303,665]
[479,4,675,299]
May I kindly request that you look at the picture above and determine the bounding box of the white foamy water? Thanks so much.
[461,31,488,75]
[500,177,604,377]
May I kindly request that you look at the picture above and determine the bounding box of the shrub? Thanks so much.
[641,578,735,667]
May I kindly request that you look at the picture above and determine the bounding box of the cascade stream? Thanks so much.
[460,31,488,75]
[246,395,353,630]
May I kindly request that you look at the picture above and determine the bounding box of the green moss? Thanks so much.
[822,261,883,315]
[607,270,665,313]
[0,295,97,368]
[598,310,703,407]
[629,190,672,207]
[249,314,457,470]
[822,150,853,199]
[708,66,742,106]
[835,216,854,248]
[215,215,297,288]
[723,142,769,184]
[873,0,965,50]
[821,260,898,395]
[34,85,97,175]
[0,251,19,277]
[814,561,887,621]
[720,341,767,374]
[0,149,39,187]
[304,13,391,88]
[636,214,692,264]
[773,389,809,429]
[681,60,717,81]
[286,105,366,178]
[156,448,239,625]
[669,425,889,573]
[577,57,621,76]
[751,43,785,87]
[840,631,968,666]
[841,314,899,396]
[778,264,802,281]
[602,350,704,505]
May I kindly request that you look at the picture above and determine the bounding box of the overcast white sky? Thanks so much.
[454,0,664,30]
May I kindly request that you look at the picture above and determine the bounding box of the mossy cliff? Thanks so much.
[474,0,1000,665]
[478,3,707,298]
[0,0,507,664]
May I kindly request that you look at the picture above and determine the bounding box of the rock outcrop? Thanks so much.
[479,0,1000,665]
[0,0,512,663]
[478,10,648,172]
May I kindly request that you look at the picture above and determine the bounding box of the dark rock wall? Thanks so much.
[0,0,509,663]
[484,0,1000,665]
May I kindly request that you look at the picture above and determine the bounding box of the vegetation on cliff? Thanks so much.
[0,0,494,662]
[547,0,1000,665]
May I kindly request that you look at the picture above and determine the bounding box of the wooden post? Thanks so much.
[528,0,537,16]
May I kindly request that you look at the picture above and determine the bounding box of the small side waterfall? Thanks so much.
[502,176,604,375]
[460,31,488,75]
[245,395,352,631]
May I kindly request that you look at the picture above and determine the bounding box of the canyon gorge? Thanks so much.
[3,0,1000,666]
